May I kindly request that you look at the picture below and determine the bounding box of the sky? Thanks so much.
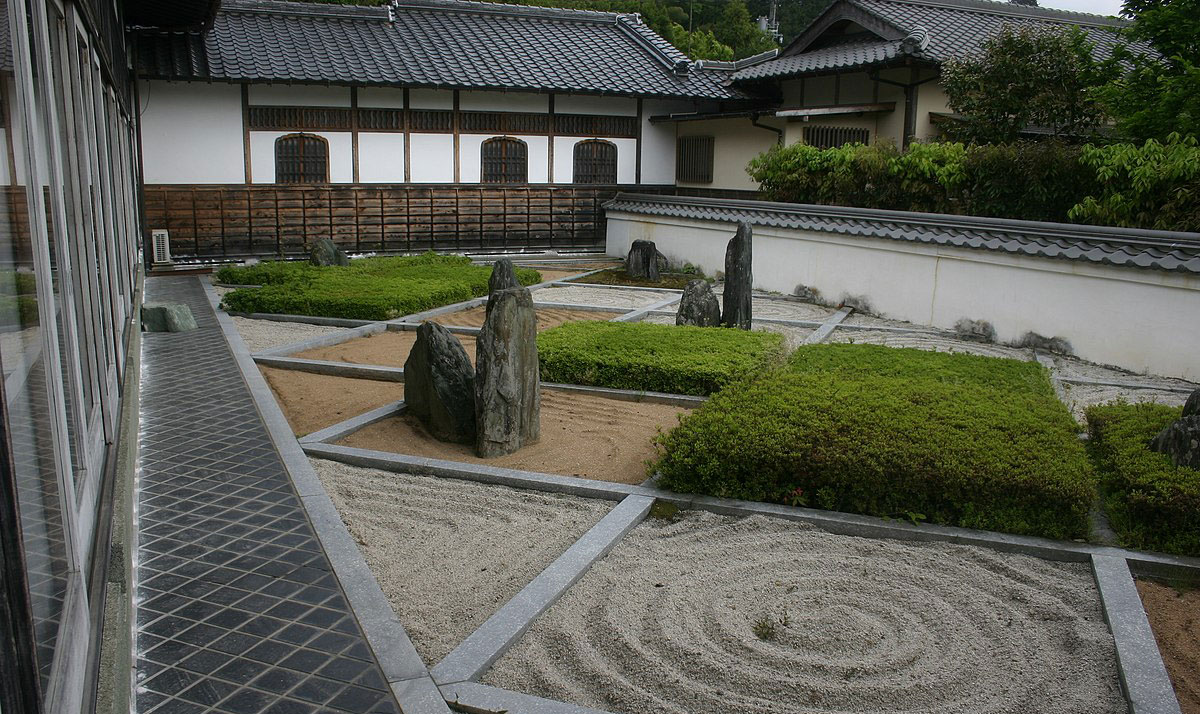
[1037,0,1125,17]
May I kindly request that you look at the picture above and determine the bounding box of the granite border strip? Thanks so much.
[253,321,388,357]
[430,495,655,685]
[299,401,407,445]
[201,280,453,714]
[804,305,854,345]
[225,311,377,328]
[254,354,406,381]
[1092,555,1184,714]
[299,441,1200,573]
[523,267,608,289]
[1056,375,1197,394]
[530,301,640,314]
[553,280,685,294]
[612,294,683,323]
[541,382,708,407]
[439,682,618,714]
[389,297,488,325]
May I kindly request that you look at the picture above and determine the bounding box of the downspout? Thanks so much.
[751,114,783,145]
[871,71,938,149]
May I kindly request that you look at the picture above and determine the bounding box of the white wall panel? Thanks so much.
[409,134,455,182]
[555,94,637,116]
[249,131,352,183]
[552,137,636,184]
[139,81,245,184]
[357,87,406,108]
[358,133,406,182]
[248,84,350,107]
[640,99,691,185]
[409,89,454,110]
[460,91,548,112]
[459,135,548,183]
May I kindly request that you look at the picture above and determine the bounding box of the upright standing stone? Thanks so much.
[488,258,521,296]
[310,238,350,266]
[626,240,660,281]
[1149,388,1200,469]
[475,287,540,457]
[404,322,476,444]
[722,221,753,329]
[676,279,721,327]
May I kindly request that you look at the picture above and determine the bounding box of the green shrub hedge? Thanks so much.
[1086,403,1200,556]
[536,321,785,396]
[218,253,540,320]
[653,344,1095,540]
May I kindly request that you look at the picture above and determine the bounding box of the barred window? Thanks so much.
[572,140,618,184]
[676,135,714,183]
[481,137,527,184]
[275,134,329,184]
[249,106,352,131]
[803,125,871,149]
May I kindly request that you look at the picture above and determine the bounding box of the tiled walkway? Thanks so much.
[135,277,401,714]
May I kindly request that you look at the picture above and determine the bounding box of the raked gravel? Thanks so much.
[484,510,1127,714]
[310,458,612,665]
[230,316,347,353]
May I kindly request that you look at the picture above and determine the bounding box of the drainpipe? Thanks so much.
[872,70,939,149]
[751,114,783,145]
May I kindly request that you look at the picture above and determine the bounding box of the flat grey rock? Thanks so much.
[142,302,198,332]
[310,237,350,266]
[722,221,752,330]
[1150,390,1200,468]
[476,287,540,458]
[676,279,721,327]
[405,322,476,444]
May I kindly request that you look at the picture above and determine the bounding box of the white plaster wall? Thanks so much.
[677,117,782,191]
[248,84,350,107]
[357,87,406,108]
[552,137,636,184]
[249,131,352,183]
[915,79,951,143]
[460,91,548,113]
[139,81,244,184]
[641,99,691,186]
[459,135,549,183]
[608,213,1200,380]
[409,134,455,182]
[358,133,406,183]
[555,94,637,116]
[409,89,454,110]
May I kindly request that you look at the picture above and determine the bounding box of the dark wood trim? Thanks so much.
[402,88,411,183]
[241,84,252,184]
[635,97,643,185]
[452,90,460,183]
[547,93,555,183]
[834,74,841,105]
[350,87,360,184]
[2,79,18,185]
[0,369,46,714]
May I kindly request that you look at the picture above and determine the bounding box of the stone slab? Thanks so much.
[253,321,387,357]
[253,354,406,382]
[440,682,618,714]
[225,311,376,328]
[299,400,407,445]
[612,294,683,323]
[803,305,854,345]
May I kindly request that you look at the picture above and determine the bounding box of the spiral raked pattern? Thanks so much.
[485,512,1127,714]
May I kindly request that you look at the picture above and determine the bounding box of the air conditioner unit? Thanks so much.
[151,229,172,265]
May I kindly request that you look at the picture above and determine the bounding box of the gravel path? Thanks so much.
[531,285,672,309]
[230,316,347,353]
[1060,383,1190,423]
[485,510,1126,714]
[310,459,612,665]
[826,328,1036,360]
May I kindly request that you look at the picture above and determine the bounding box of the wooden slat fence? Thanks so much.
[142,184,670,260]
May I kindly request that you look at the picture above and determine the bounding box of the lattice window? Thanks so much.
[248,106,352,131]
[553,114,637,138]
[358,108,405,131]
[573,140,618,184]
[803,125,871,149]
[480,137,527,184]
[275,134,329,184]
[409,109,453,132]
[676,136,714,183]
[460,112,550,134]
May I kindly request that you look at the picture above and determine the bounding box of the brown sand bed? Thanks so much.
[296,330,477,368]
[529,268,590,282]
[1137,580,1200,714]
[260,366,403,436]
[337,389,688,484]
[429,306,622,330]
[484,510,1127,714]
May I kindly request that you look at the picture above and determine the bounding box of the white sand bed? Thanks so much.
[750,298,836,322]
[485,511,1126,714]
[827,328,1036,361]
[841,312,941,330]
[230,316,347,353]
[532,285,673,309]
[1062,383,1190,424]
[1050,355,1197,392]
[310,459,612,664]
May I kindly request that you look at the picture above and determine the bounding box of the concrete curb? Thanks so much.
[201,280,452,714]
[804,306,854,345]
[531,301,638,314]
[254,355,405,382]
[388,298,487,325]
[553,280,686,294]
[612,294,683,323]
[541,382,707,408]
[254,321,388,357]
[431,495,654,684]
[226,311,377,328]
[1057,375,1197,394]
[439,682,618,714]
[300,401,407,444]
[1092,555,1184,714]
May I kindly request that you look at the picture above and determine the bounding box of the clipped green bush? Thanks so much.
[219,253,540,320]
[1086,403,1200,556]
[536,321,785,396]
[654,344,1095,540]
[0,271,38,296]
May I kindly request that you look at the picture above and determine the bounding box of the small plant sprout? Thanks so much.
[752,616,777,641]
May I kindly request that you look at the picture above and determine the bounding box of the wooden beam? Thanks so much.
[635,97,643,185]
[403,88,411,183]
[547,93,555,184]
[452,89,460,183]
[775,102,897,118]
[350,86,359,184]
[241,84,252,184]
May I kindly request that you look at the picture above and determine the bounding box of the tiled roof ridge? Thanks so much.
[219,0,391,21]
[866,0,1130,29]
[394,0,631,23]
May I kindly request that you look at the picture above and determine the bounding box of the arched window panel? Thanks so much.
[481,137,527,184]
[572,140,618,184]
[275,133,329,184]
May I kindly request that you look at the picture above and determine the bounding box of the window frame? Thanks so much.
[676,135,714,184]
[274,132,330,185]
[480,136,528,184]
[572,139,618,185]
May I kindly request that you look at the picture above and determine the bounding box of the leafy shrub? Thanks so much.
[219,253,540,320]
[536,321,785,396]
[1068,134,1200,232]
[961,141,1098,223]
[654,344,1094,540]
[0,295,40,327]
[1086,403,1200,556]
[0,271,38,296]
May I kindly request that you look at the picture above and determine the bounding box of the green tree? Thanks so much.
[710,0,778,58]
[941,25,1110,144]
